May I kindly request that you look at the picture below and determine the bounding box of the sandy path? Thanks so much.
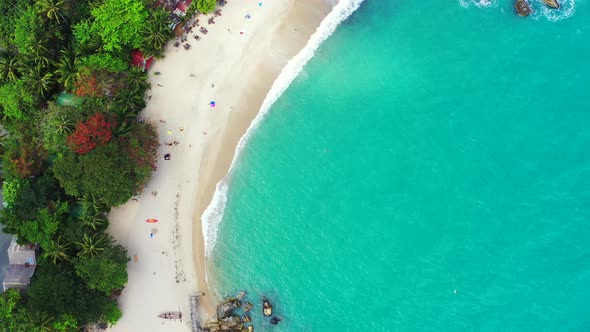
[107,1,331,331]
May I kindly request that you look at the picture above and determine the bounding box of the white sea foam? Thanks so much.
[201,0,365,257]
[459,0,498,8]
[531,0,576,22]
[460,0,575,21]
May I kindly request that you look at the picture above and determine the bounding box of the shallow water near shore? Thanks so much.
[209,1,590,330]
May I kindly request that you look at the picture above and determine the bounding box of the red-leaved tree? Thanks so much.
[74,74,100,97]
[67,113,115,154]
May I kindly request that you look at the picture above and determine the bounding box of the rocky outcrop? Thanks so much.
[543,0,560,9]
[515,0,532,16]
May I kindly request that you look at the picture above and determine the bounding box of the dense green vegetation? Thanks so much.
[0,0,208,329]
[197,0,217,14]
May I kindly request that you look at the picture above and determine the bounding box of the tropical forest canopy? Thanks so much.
[0,0,204,329]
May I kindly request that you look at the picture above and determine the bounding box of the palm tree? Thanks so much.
[37,0,66,24]
[25,64,54,98]
[75,233,112,258]
[0,55,20,81]
[28,39,51,67]
[113,88,145,115]
[143,21,169,54]
[151,8,172,30]
[28,311,55,332]
[80,212,108,232]
[125,67,149,92]
[113,120,132,137]
[56,48,79,91]
[81,193,108,215]
[42,236,71,264]
[143,9,172,55]
[53,114,74,136]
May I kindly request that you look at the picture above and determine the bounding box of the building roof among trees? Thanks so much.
[130,49,154,71]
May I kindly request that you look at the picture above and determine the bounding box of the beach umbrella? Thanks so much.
[210,101,216,107]
[146,219,158,223]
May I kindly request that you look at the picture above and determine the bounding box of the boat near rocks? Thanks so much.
[543,0,560,9]
[262,297,273,317]
[515,0,532,16]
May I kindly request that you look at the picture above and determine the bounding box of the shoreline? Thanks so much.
[193,0,334,318]
[106,0,333,330]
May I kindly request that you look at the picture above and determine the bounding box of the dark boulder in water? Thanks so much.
[270,316,282,325]
[262,297,273,316]
[543,0,560,9]
[217,298,241,318]
[515,0,532,16]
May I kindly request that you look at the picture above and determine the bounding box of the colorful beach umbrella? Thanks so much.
[210,101,216,107]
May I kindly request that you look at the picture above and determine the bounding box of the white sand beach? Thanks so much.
[107,0,332,330]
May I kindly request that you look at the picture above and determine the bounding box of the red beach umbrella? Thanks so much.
[146,219,158,223]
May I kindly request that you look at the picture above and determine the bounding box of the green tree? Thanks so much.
[74,243,129,294]
[112,85,146,116]
[72,20,93,49]
[143,18,171,55]
[0,1,25,48]
[0,79,35,119]
[53,142,147,206]
[37,0,66,24]
[125,66,149,92]
[52,314,77,332]
[24,63,55,98]
[43,236,71,264]
[196,0,217,14]
[28,311,55,332]
[55,48,80,91]
[0,289,30,332]
[0,54,21,81]
[2,177,27,207]
[20,202,68,248]
[91,0,149,51]
[27,263,113,325]
[102,302,122,326]
[28,38,52,67]
[75,233,112,258]
[14,6,43,53]
[40,103,83,154]
[79,53,127,73]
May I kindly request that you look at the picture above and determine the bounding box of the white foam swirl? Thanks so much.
[201,0,365,257]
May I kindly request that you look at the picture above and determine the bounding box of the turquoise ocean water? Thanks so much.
[208,0,590,330]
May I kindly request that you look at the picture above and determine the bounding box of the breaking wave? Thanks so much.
[201,0,366,257]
